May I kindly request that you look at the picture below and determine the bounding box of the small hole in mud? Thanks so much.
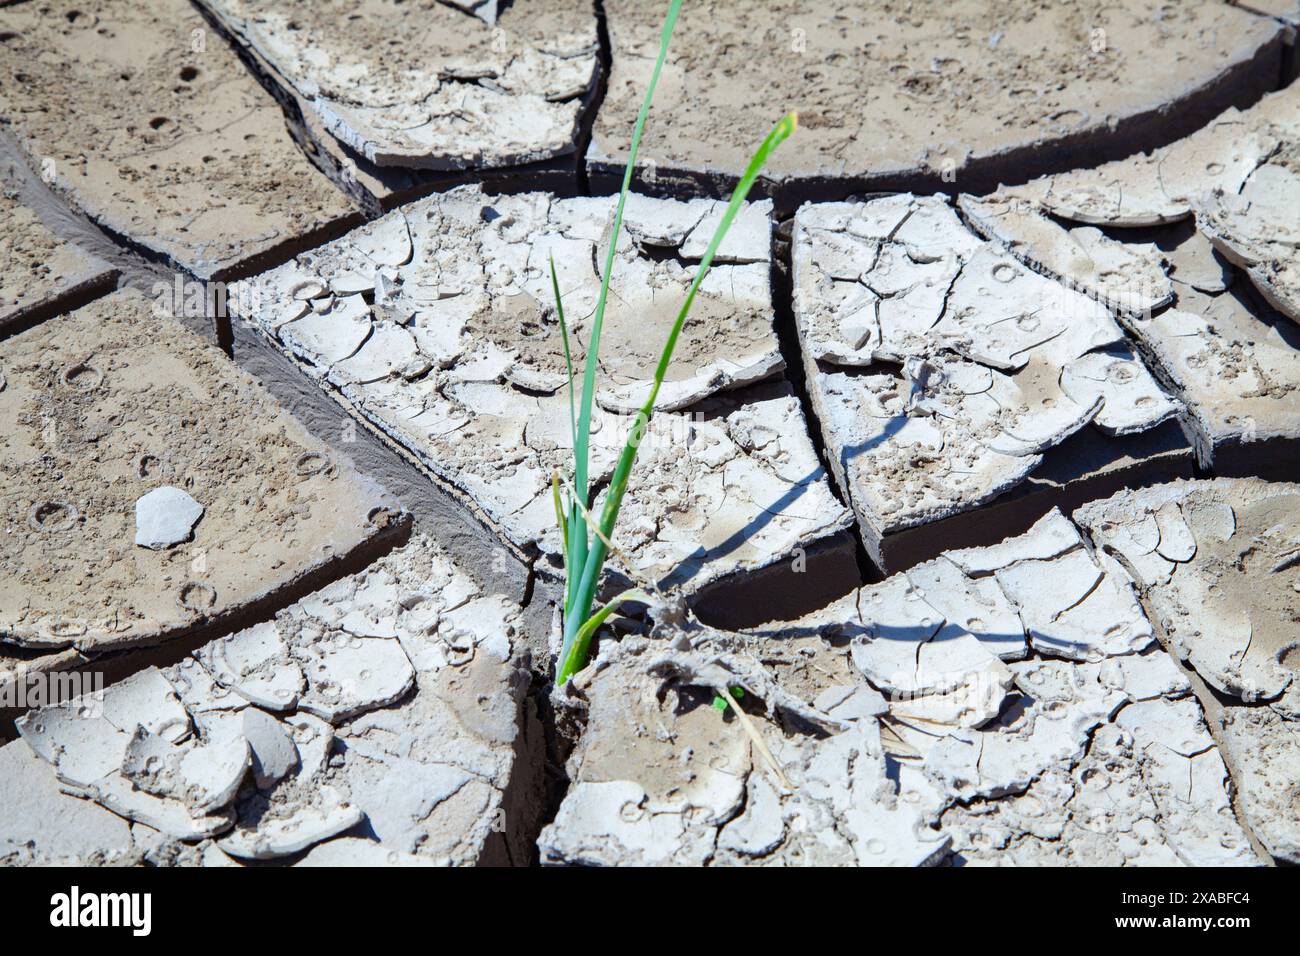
[136,454,165,479]
[179,66,199,82]
[0,31,18,42]
[179,582,217,613]
[1280,645,1300,673]
[65,10,83,23]
[1079,767,1108,789]
[1107,362,1136,384]
[1041,700,1067,718]
[47,619,87,639]
[294,452,328,477]
[62,363,103,390]
[149,117,169,130]
[28,501,78,533]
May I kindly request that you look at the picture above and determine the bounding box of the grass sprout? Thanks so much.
[550,0,796,685]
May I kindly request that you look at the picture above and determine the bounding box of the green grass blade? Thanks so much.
[551,472,571,616]
[644,111,797,409]
[551,472,568,559]
[571,0,682,509]
[551,253,584,617]
[550,254,577,451]
[558,0,682,673]
[566,113,798,637]
[556,589,649,685]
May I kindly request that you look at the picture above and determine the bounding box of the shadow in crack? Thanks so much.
[654,403,907,592]
[836,408,909,483]
[653,463,826,591]
[742,588,1123,669]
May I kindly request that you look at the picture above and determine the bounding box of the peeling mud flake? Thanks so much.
[0,741,138,866]
[1009,103,1270,228]
[134,487,205,551]
[1078,480,1299,705]
[542,511,1257,866]
[838,511,1252,865]
[1198,159,1300,326]
[793,194,1182,571]
[1218,707,1300,864]
[994,547,1154,662]
[13,535,540,866]
[218,790,363,861]
[0,290,401,654]
[0,0,358,279]
[16,666,239,842]
[0,185,116,332]
[1060,346,1181,436]
[1123,289,1300,473]
[940,697,1256,866]
[958,194,1174,315]
[999,84,1300,325]
[1112,699,1258,867]
[202,0,599,170]
[233,187,851,600]
[1075,479,1300,864]
[206,535,536,865]
[539,635,948,867]
[589,0,1281,201]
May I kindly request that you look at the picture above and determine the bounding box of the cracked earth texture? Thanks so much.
[0,0,1296,868]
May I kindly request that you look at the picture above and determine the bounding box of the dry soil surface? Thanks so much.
[0,289,400,657]
[0,0,359,279]
[590,0,1284,203]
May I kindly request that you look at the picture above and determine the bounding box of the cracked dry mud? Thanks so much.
[0,0,359,279]
[1075,479,1300,864]
[4,534,541,865]
[1245,0,1300,22]
[231,187,852,602]
[986,84,1300,476]
[793,193,1188,571]
[541,509,1260,866]
[981,83,1300,327]
[0,183,116,332]
[591,0,1284,203]
[0,289,401,687]
[0,0,1297,872]
[201,0,599,171]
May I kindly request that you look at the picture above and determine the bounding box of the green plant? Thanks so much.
[550,0,796,685]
